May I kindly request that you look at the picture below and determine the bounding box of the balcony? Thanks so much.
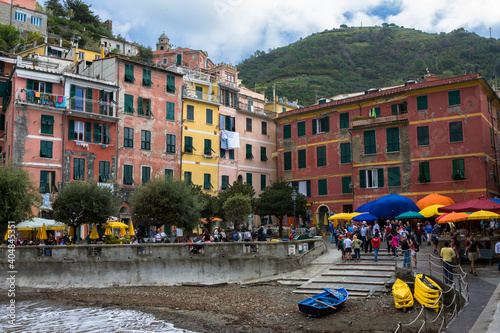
[67,96,117,120]
[176,67,211,82]
[15,88,66,109]
[351,113,409,129]
[182,87,220,105]
[236,101,276,118]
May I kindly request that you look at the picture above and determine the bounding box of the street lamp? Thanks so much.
[291,189,297,228]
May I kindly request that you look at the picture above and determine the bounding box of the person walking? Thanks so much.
[352,235,362,262]
[401,236,411,268]
[360,222,367,249]
[386,231,393,254]
[329,222,335,244]
[424,221,433,245]
[465,235,481,276]
[415,223,423,246]
[371,231,381,262]
[495,239,500,273]
[344,235,353,263]
[391,232,400,258]
[441,241,455,284]
[410,236,419,268]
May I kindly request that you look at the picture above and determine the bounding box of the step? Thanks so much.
[321,273,392,278]
[293,290,369,297]
[298,286,370,293]
[336,262,396,267]
[329,267,395,272]
[313,280,385,285]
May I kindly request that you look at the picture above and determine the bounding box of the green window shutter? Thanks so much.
[85,122,92,142]
[221,175,228,189]
[418,162,431,183]
[125,64,135,83]
[246,173,252,186]
[312,119,317,135]
[306,180,311,197]
[452,159,466,180]
[138,97,143,115]
[94,123,100,143]
[147,99,151,116]
[184,171,192,184]
[206,109,213,124]
[229,149,234,160]
[27,79,34,90]
[374,107,381,117]
[246,144,253,159]
[297,121,306,137]
[340,142,351,163]
[391,104,398,115]
[40,170,47,192]
[176,54,182,65]
[225,115,231,131]
[46,82,52,94]
[386,127,400,152]
[70,84,76,109]
[449,90,461,106]
[224,90,230,106]
[261,174,266,191]
[339,113,349,129]
[388,167,401,187]
[342,176,352,194]
[364,130,376,154]
[377,168,385,188]
[417,95,428,110]
[142,166,151,184]
[185,136,193,152]
[283,124,291,139]
[261,146,267,161]
[220,149,226,158]
[86,88,93,113]
[298,149,306,168]
[359,170,366,189]
[68,119,74,140]
[284,151,292,170]
[318,179,327,196]
[324,116,330,132]
[124,94,134,113]
[317,146,326,167]
[166,75,176,93]
[204,139,212,155]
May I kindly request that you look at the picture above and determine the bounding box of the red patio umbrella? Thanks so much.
[438,197,500,213]
[416,193,455,210]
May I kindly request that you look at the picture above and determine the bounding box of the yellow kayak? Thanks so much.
[415,274,442,312]
[392,279,413,311]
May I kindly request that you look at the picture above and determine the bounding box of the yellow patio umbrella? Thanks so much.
[68,226,74,236]
[328,212,361,220]
[104,226,112,236]
[419,204,445,218]
[89,224,99,239]
[106,221,129,229]
[467,210,500,220]
[4,229,12,241]
[119,227,127,237]
[36,227,41,239]
[39,223,48,240]
[129,221,135,237]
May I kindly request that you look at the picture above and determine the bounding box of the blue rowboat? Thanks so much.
[298,288,349,317]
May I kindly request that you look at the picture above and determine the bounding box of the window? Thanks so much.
[318,99,327,104]
[69,85,85,111]
[340,142,351,163]
[339,113,349,129]
[204,174,213,190]
[284,151,292,170]
[359,168,384,189]
[176,54,182,66]
[283,124,291,139]
[204,139,214,156]
[291,180,311,197]
[186,105,194,121]
[417,126,429,146]
[448,90,461,106]
[297,121,306,137]
[229,149,235,160]
[163,58,168,64]
[318,179,328,196]
[246,118,252,132]
[165,169,174,178]
[364,130,376,154]
[73,158,85,180]
[312,116,330,134]
[452,159,466,180]
[31,16,42,26]
[138,97,151,116]
[94,123,110,144]
[261,174,266,190]
[261,121,267,135]
[184,136,194,153]
[14,12,26,22]
[246,173,253,186]
[99,161,110,182]
[99,90,114,116]
[220,115,235,131]
[40,141,53,158]
[0,114,5,131]
[369,107,381,117]
[166,102,175,120]
[449,121,463,142]
[282,107,286,113]
[68,120,85,141]
[298,149,306,169]
[125,63,135,83]
[386,127,400,152]
[220,148,226,159]
[124,94,134,113]
[141,130,151,150]
[142,166,151,184]
[40,171,56,193]
[184,171,192,184]
[342,177,352,194]
[78,52,84,60]
[41,115,54,134]
[391,102,408,115]
[166,134,176,153]
[246,144,253,159]
[418,162,430,183]
[123,165,134,185]
[124,127,134,148]
[417,95,428,111]
[196,86,203,99]
[142,69,152,87]
[317,146,326,167]
[221,175,229,190]
[388,167,401,187]
[206,109,213,124]
[260,146,268,161]
[166,75,176,93]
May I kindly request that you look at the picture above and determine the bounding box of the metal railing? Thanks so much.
[15,88,66,109]
[68,96,116,117]
[182,87,219,104]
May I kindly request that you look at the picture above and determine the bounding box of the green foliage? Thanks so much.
[136,44,154,60]
[52,181,115,227]
[0,163,41,229]
[64,0,100,25]
[131,177,204,231]
[190,184,218,221]
[45,0,66,17]
[237,26,500,105]
[222,193,252,227]
[0,25,20,52]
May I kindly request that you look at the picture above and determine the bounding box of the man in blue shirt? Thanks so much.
[424,221,433,245]
[329,222,335,244]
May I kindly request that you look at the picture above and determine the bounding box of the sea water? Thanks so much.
[0,300,196,333]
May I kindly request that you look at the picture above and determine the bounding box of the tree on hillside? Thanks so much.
[45,0,66,17]
[136,44,154,60]
[0,25,20,52]
[64,0,100,25]
[253,179,307,237]
[0,162,41,231]
[222,193,252,229]
[132,177,204,233]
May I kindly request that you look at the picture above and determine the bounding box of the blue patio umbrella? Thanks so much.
[352,213,379,222]
[355,201,375,213]
[490,198,500,205]
[369,194,420,219]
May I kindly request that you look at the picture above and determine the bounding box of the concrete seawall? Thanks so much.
[0,239,327,290]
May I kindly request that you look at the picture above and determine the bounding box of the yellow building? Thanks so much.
[180,68,220,195]
[264,96,299,115]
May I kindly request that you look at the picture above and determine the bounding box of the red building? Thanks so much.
[276,74,500,225]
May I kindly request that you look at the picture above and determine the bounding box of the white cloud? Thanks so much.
[86,0,500,64]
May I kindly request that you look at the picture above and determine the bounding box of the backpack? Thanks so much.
[233,233,238,241]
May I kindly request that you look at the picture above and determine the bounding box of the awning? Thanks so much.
[16,217,67,230]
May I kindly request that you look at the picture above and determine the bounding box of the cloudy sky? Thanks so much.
[88,0,500,65]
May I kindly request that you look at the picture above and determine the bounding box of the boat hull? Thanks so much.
[298,288,349,317]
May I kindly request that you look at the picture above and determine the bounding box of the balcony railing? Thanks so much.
[177,67,211,82]
[68,96,116,117]
[15,88,66,109]
[182,87,219,104]
[237,101,276,117]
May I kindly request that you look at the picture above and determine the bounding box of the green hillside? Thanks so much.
[237,25,500,106]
